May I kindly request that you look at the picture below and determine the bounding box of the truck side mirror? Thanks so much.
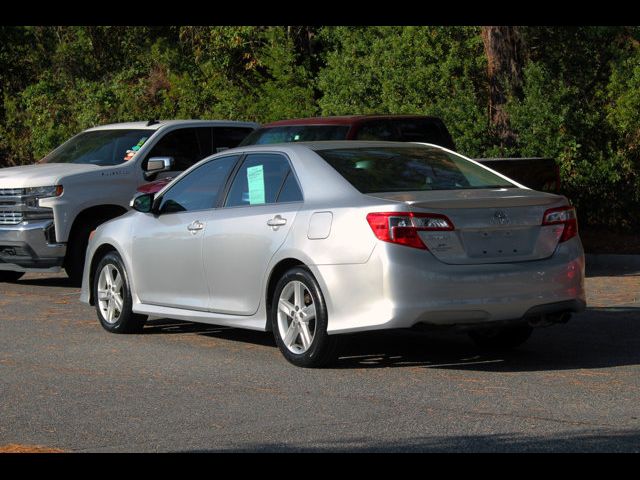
[146,156,174,173]
[130,193,155,213]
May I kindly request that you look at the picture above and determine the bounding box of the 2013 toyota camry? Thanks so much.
[80,141,586,367]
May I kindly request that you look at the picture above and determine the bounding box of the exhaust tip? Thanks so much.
[528,311,572,327]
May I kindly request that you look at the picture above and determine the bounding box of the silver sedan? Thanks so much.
[80,141,586,367]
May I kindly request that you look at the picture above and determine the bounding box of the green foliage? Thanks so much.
[504,28,640,230]
[318,26,488,156]
[0,26,639,230]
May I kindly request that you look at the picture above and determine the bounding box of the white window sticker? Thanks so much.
[247,165,266,205]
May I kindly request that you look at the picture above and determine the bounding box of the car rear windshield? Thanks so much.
[317,146,516,193]
[239,125,350,146]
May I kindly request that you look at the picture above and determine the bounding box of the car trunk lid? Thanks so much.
[368,188,568,264]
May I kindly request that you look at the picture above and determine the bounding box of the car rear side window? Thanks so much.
[276,171,303,203]
[224,153,300,207]
[317,146,515,193]
[158,155,239,214]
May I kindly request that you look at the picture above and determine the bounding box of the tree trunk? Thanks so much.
[481,26,525,149]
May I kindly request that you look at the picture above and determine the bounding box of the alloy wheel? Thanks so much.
[97,264,124,324]
[277,280,316,354]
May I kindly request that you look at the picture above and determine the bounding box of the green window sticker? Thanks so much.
[247,165,265,205]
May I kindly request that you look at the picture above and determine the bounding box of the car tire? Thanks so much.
[0,271,24,283]
[468,325,533,351]
[271,267,340,368]
[93,251,147,334]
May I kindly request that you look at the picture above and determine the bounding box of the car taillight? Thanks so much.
[366,212,454,250]
[542,206,578,243]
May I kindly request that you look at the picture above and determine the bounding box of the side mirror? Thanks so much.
[130,192,155,213]
[144,156,174,180]
[146,156,174,173]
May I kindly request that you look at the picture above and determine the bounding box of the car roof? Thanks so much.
[84,119,259,132]
[227,140,446,154]
[263,115,443,127]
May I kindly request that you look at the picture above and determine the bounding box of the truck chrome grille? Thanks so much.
[0,188,25,196]
[0,211,24,225]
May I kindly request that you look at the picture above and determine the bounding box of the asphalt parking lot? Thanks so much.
[1,258,639,452]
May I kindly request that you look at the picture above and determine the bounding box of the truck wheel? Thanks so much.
[469,325,533,351]
[93,251,147,334]
[0,271,24,283]
[271,267,340,368]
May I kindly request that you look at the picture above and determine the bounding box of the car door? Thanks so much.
[131,155,240,310]
[201,152,304,315]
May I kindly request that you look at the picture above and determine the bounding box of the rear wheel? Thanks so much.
[271,267,339,368]
[93,251,146,334]
[469,325,533,351]
[0,271,24,283]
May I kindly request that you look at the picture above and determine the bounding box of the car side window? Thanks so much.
[145,128,208,171]
[224,153,298,208]
[158,155,239,214]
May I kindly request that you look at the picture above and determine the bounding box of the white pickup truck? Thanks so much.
[0,119,258,284]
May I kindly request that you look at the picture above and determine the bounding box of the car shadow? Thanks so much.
[143,319,276,347]
[143,307,640,372]
[16,276,74,288]
[330,307,640,372]
[183,428,640,452]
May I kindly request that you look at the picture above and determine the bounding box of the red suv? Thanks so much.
[239,115,456,149]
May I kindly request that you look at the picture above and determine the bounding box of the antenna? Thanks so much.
[147,119,159,126]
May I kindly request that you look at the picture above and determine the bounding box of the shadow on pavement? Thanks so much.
[143,306,640,373]
[332,307,640,372]
[16,276,74,288]
[143,319,276,347]
[183,428,640,452]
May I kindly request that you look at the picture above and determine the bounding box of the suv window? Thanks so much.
[354,121,397,141]
[354,119,455,149]
[214,127,255,152]
[394,119,448,143]
[158,155,239,214]
[224,153,299,207]
[239,126,350,146]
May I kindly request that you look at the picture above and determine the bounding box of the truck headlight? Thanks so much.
[22,185,63,218]
[25,185,64,199]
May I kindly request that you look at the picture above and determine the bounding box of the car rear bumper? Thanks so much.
[314,237,586,334]
[0,220,66,272]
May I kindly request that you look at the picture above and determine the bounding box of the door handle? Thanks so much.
[187,220,205,234]
[267,215,287,229]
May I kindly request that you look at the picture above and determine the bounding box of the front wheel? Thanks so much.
[0,271,24,283]
[93,251,147,334]
[469,325,533,351]
[271,267,339,368]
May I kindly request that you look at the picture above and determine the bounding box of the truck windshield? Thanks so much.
[239,125,350,146]
[317,146,516,192]
[39,130,152,166]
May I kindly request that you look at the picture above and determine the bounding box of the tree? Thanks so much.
[480,26,524,150]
